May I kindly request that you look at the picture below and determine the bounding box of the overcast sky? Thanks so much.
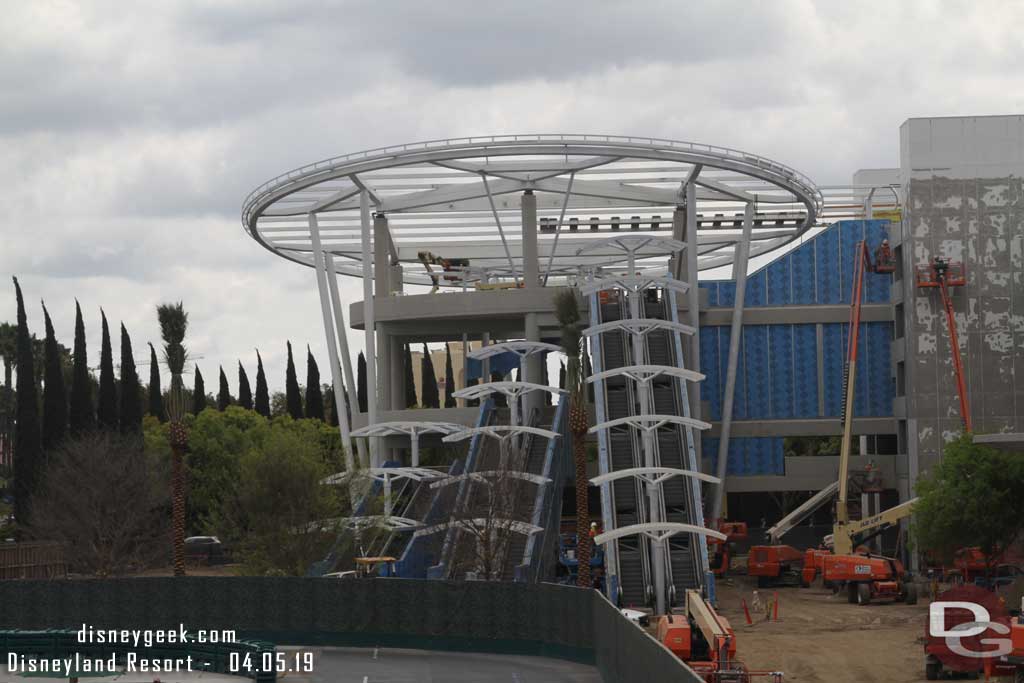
[3,0,1023,393]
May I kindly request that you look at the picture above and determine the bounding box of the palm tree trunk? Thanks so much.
[572,406,591,588]
[169,420,187,576]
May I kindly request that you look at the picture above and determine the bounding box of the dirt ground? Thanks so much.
[713,576,934,683]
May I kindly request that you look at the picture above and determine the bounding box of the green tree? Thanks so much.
[217,366,232,411]
[147,343,164,422]
[97,311,117,430]
[357,352,368,413]
[254,350,270,418]
[237,361,253,411]
[69,302,94,433]
[285,341,303,420]
[0,321,16,391]
[118,323,142,435]
[41,304,68,451]
[404,345,417,408]
[192,366,207,415]
[304,347,324,421]
[12,277,41,533]
[421,343,440,409]
[444,343,456,408]
[208,424,347,575]
[554,288,591,587]
[913,434,1024,579]
[157,301,190,576]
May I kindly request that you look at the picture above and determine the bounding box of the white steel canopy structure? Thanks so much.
[241,135,822,285]
[349,421,465,468]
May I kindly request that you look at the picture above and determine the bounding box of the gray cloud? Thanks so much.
[4,0,1024,391]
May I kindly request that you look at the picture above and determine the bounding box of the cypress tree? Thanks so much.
[254,351,270,417]
[237,362,253,410]
[192,366,207,415]
[41,303,68,450]
[118,323,142,434]
[327,384,338,426]
[444,343,456,408]
[284,341,302,419]
[559,362,566,391]
[465,376,479,407]
[357,352,368,413]
[404,344,417,408]
[69,301,93,434]
[541,353,551,405]
[148,343,164,422]
[217,366,232,411]
[12,277,41,532]
[96,310,117,430]
[421,344,440,409]
[491,371,507,407]
[304,347,324,421]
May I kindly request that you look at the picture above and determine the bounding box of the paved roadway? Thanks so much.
[278,647,601,683]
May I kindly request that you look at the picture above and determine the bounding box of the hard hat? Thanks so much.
[881,239,889,244]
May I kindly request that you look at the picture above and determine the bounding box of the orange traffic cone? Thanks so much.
[741,599,753,625]
[773,591,780,621]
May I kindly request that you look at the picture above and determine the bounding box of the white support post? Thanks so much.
[308,213,354,471]
[325,253,368,468]
[684,183,702,467]
[411,432,420,468]
[710,203,753,523]
[360,190,379,467]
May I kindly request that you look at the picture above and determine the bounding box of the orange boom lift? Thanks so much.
[914,256,972,431]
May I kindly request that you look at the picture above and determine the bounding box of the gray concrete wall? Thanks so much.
[899,115,1024,476]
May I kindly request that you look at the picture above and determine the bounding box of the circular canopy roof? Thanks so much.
[241,135,822,286]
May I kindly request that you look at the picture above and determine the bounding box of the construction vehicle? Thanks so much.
[1003,598,1024,683]
[823,550,917,605]
[656,589,783,682]
[747,545,805,587]
[800,547,832,587]
[709,521,748,577]
[925,586,1016,680]
[915,256,972,431]
[417,251,470,293]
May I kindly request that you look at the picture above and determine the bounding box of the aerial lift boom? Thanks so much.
[916,257,972,432]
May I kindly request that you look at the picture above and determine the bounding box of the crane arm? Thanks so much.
[767,482,839,543]
[831,497,918,554]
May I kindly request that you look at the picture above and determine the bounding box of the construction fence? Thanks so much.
[0,577,700,683]
[0,541,67,580]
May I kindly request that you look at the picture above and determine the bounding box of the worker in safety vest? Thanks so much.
[873,239,893,271]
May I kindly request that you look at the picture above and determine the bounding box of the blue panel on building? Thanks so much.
[718,281,736,307]
[700,282,719,307]
[791,240,816,304]
[816,227,841,304]
[703,437,719,474]
[745,270,767,307]
[700,326,722,421]
[793,324,818,417]
[727,438,746,475]
[767,256,792,306]
[743,326,770,418]
[769,325,794,418]
[866,322,893,416]
[839,222,863,305]
[822,323,846,417]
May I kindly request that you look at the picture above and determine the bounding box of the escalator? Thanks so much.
[595,295,653,607]
[645,295,701,595]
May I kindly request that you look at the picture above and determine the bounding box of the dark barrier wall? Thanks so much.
[0,578,699,682]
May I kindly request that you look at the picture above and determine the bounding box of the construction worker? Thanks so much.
[873,239,893,271]
[589,521,598,539]
[932,256,949,282]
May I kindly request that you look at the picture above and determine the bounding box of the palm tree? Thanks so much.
[157,302,189,577]
[554,288,591,588]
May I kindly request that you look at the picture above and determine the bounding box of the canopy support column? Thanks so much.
[710,203,753,522]
[308,212,354,471]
